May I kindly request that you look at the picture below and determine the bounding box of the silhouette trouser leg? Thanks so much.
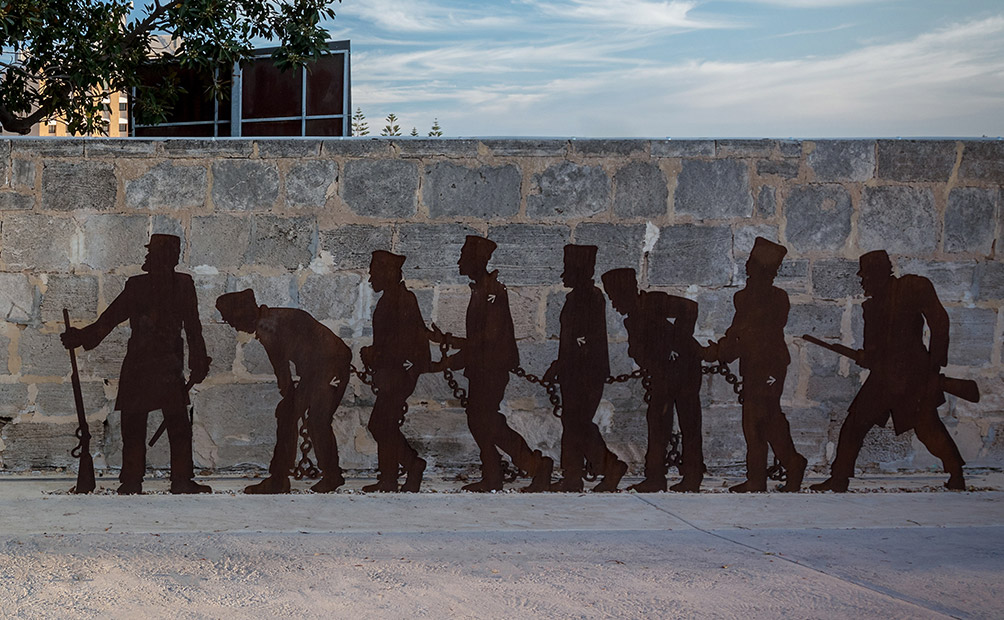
[303,370,347,476]
[369,370,420,478]
[467,373,532,481]
[913,410,965,475]
[120,410,148,486]
[163,402,194,483]
[569,380,619,474]
[675,388,705,478]
[269,396,300,477]
[644,380,672,480]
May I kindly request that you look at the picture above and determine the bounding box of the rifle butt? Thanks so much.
[74,445,96,494]
[942,376,980,404]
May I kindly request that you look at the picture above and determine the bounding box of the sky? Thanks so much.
[317,0,1004,138]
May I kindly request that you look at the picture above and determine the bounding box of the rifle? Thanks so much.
[800,334,980,404]
[148,365,208,447]
[63,309,96,494]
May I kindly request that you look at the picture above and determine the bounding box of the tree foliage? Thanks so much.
[351,105,368,136]
[379,112,400,136]
[428,118,442,137]
[0,0,339,134]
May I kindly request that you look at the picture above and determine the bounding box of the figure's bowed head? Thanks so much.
[561,244,597,289]
[601,268,639,316]
[858,249,893,298]
[216,289,259,334]
[369,250,406,293]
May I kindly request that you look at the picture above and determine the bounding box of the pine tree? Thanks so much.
[380,113,401,136]
[351,107,369,136]
[410,127,419,136]
[428,118,443,137]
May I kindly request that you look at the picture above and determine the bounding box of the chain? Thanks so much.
[500,456,527,482]
[766,457,787,482]
[511,366,562,418]
[292,410,321,480]
[701,361,744,405]
[438,339,469,408]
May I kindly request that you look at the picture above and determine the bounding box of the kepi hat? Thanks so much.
[749,237,787,270]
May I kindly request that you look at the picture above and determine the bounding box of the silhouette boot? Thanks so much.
[401,458,427,493]
[522,451,554,493]
[780,454,807,492]
[809,476,849,492]
[244,475,290,494]
[592,459,627,493]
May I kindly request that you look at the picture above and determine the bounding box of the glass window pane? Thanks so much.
[134,123,218,137]
[305,118,344,137]
[240,120,301,136]
[242,59,302,119]
[305,54,345,116]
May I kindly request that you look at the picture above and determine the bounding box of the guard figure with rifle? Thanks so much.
[702,237,807,493]
[544,245,627,492]
[60,234,210,495]
[431,235,553,492]
[216,289,350,494]
[361,250,438,493]
[602,267,705,493]
[810,250,969,492]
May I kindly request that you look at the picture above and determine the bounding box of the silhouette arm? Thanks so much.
[181,277,210,382]
[919,279,950,368]
[75,280,134,350]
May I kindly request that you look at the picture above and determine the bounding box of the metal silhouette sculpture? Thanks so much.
[809,250,977,492]
[431,235,553,492]
[62,308,96,494]
[60,234,211,495]
[216,289,350,494]
[602,268,706,493]
[360,250,437,492]
[701,237,807,492]
[544,245,627,492]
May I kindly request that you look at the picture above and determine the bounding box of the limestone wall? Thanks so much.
[0,137,1001,476]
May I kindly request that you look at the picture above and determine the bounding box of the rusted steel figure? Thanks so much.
[216,289,350,494]
[702,237,807,492]
[811,250,968,492]
[60,234,211,495]
[544,245,627,492]
[602,268,705,493]
[432,235,553,492]
[361,250,435,492]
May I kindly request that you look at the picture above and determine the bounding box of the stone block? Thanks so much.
[570,139,648,157]
[299,272,362,321]
[84,139,158,158]
[944,187,996,254]
[0,273,35,324]
[19,328,73,376]
[674,159,752,219]
[247,215,316,270]
[788,303,843,340]
[162,139,253,158]
[716,139,777,158]
[11,139,84,157]
[480,139,568,157]
[506,340,559,401]
[257,139,321,159]
[400,408,478,466]
[202,323,237,378]
[648,224,733,287]
[33,381,110,419]
[11,158,35,190]
[40,274,98,322]
[191,383,278,469]
[896,259,975,303]
[395,138,479,158]
[573,223,647,277]
[756,185,777,218]
[694,289,736,339]
[41,161,116,211]
[0,213,75,271]
[319,225,393,270]
[424,161,521,219]
[286,160,337,208]
[958,141,1004,183]
[612,162,668,218]
[151,216,186,255]
[240,338,273,376]
[859,186,937,254]
[700,405,745,466]
[0,192,33,210]
[395,223,479,284]
[0,382,28,417]
[651,140,715,158]
[82,215,149,270]
[779,140,803,159]
[812,258,862,300]
[733,223,779,258]
[945,306,996,367]
[487,224,569,286]
[0,330,8,374]
[211,161,279,211]
[854,424,915,472]
[756,159,799,178]
[342,159,418,218]
[320,139,393,158]
[190,215,251,269]
[225,274,297,309]
[192,273,228,323]
[526,162,610,219]
[807,140,875,182]
[876,140,956,182]
[976,261,1004,301]
[806,373,860,406]
[784,184,852,252]
[125,162,207,210]
[1,420,105,470]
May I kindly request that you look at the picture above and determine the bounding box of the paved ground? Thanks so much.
[0,472,1002,618]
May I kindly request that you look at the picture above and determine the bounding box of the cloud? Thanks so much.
[339,0,522,33]
[534,0,739,30]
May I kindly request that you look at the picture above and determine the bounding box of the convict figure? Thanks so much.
[432,235,553,492]
[602,268,705,493]
[811,250,966,492]
[361,250,435,492]
[60,234,211,495]
[702,237,807,493]
[216,290,350,494]
[544,245,627,492]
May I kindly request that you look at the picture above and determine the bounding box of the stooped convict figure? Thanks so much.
[61,234,211,495]
[216,290,350,494]
[360,250,436,492]
[811,250,966,492]
[702,237,807,493]
[432,235,553,492]
[543,245,627,492]
[602,268,706,493]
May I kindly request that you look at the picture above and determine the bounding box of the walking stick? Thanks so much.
[63,309,96,494]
